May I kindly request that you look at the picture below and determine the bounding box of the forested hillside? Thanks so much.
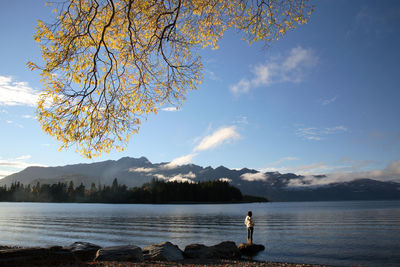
[0,179,267,204]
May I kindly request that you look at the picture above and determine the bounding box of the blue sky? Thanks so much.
[1,0,400,185]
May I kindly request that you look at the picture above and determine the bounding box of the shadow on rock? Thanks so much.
[237,243,265,257]
[184,241,241,259]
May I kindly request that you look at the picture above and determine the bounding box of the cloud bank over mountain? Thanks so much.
[1,156,399,202]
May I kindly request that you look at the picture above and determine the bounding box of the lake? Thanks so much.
[0,200,399,266]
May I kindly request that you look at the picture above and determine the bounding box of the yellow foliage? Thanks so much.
[29,0,312,158]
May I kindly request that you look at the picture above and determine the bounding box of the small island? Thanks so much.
[0,179,268,204]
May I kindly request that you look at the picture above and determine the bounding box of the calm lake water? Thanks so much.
[0,200,399,266]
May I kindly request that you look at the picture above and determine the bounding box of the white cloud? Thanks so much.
[260,156,400,187]
[22,115,34,119]
[230,78,251,95]
[233,116,249,125]
[286,160,400,187]
[153,173,167,180]
[194,126,240,152]
[0,170,14,179]
[320,96,338,106]
[337,157,374,172]
[387,160,400,174]
[219,177,232,183]
[324,126,348,134]
[263,157,378,176]
[185,172,196,179]
[264,161,338,175]
[167,172,196,183]
[269,157,300,166]
[282,46,317,72]
[346,6,394,40]
[15,155,32,160]
[0,76,39,107]
[165,125,240,169]
[296,126,348,141]
[168,177,195,183]
[0,157,47,180]
[288,162,330,173]
[240,172,269,182]
[162,107,180,112]
[164,153,197,169]
[206,70,221,81]
[4,120,24,128]
[230,46,318,95]
[251,64,272,86]
[296,127,321,141]
[129,167,155,173]
[0,160,46,169]
[0,160,32,169]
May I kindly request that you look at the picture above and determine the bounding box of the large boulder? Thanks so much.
[94,245,143,262]
[183,244,211,259]
[64,241,102,261]
[184,241,241,259]
[143,241,184,261]
[237,243,265,256]
[0,247,76,265]
[0,246,21,250]
[212,241,241,259]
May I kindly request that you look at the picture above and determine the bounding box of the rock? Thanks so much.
[237,243,265,256]
[64,241,102,261]
[0,246,21,250]
[0,247,76,265]
[211,241,241,259]
[48,246,63,250]
[184,244,212,259]
[94,245,143,262]
[184,241,241,259]
[143,241,184,261]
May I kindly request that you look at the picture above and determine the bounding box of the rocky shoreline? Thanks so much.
[0,241,333,267]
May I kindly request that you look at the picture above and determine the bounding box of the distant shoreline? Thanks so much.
[0,199,267,205]
[0,179,268,204]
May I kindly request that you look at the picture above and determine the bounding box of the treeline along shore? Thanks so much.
[0,179,267,204]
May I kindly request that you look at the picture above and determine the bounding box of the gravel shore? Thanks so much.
[0,260,335,267]
[86,259,334,267]
[0,246,335,267]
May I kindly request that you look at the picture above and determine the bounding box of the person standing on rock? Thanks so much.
[244,211,255,244]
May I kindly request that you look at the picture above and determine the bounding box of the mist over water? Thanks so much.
[0,201,399,267]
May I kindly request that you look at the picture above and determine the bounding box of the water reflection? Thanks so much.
[0,201,399,266]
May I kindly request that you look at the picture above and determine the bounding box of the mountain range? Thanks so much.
[1,156,400,201]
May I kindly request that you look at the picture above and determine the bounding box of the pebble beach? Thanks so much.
[87,260,334,267]
[0,245,335,267]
